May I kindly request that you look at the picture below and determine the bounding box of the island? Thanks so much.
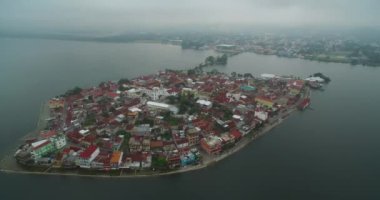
[1,65,322,177]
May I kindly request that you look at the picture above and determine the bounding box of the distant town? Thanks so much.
[9,63,329,176]
[3,31,379,66]
[163,33,380,66]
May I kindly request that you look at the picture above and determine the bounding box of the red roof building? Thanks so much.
[79,145,99,160]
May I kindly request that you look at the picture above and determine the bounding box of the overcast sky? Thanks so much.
[1,0,379,34]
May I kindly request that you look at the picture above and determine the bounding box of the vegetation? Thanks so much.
[204,54,228,66]
[118,78,130,85]
[152,156,168,170]
[63,86,82,97]
[83,113,96,126]
[163,113,180,126]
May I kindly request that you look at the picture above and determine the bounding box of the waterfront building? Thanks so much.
[254,110,269,121]
[50,134,67,150]
[110,151,123,169]
[48,98,64,109]
[129,136,143,152]
[200,136,222,155]
[180,151,197,166]
[76,145,100,168]
[31,139,56,159]
[186,127,201,146]
[142,138,151,152]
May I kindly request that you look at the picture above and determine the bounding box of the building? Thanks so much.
[110,151,123,169]
[50,134,67,150]
[129,137,142,152]
[76,145,100,168]
[200,136,222,155]
[142,87,170,101]
[230,129,242,141]
[215,44,238,53]
[48,98,64,109]
[31,139,56,159]
[196,99,213,109]
[180,151,197,166]
[255,96,274,108]
[142,138,151,152]
[186,127,200,146]
[260,73,277,80]
[146,101,178,114]
[254,110,269,121]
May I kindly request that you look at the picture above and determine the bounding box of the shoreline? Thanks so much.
[0,106,296,178]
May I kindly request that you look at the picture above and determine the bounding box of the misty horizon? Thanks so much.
[1,0,380,36]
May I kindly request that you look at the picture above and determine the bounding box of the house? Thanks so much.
[146,101,178,114]
[180,151,197,166]
[230,129,242,141]
[150,140,164,150]
[254,110,269,121]
[175,138,189,150]
[142,138,151,152]
[167,152,181,168]
[255,96,274,108]
[196,99,212,109]
[141,152,152,168]
[48,98,64,109]
[31,139,56,159]
[76,145,100,168]
[110,151,123,169]
[129,136,142,152]
[50,134,67,150]
[200,136,222,155]
[186,127,201,146]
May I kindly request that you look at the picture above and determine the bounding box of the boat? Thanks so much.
[298,98,311,110]
[307,81,322,89]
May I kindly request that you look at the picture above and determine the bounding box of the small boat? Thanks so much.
[307,81,322,89]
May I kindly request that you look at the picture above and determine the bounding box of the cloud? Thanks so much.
[0,0,379,34]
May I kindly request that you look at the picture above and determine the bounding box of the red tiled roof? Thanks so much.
[79,145,98,159]
[230,129,242,139]
[40,130,57,139]
[32,140,51,150]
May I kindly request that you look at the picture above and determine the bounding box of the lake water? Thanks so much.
[1,38,380,200]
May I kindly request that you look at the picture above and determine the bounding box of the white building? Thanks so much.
[147,101,178,114]
[254,110,269,121]
[261,73,277,80]
[50,134,67,149]
[142,87,170,101]
[196,99,213,108]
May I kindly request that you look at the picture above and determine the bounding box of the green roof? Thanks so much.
[240,85,256,91]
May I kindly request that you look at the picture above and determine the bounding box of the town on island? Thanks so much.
[2,63,329,177]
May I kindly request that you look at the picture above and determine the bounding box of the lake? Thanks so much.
[1,38,380,200]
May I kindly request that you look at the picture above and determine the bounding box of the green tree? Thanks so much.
[205,56,215,65]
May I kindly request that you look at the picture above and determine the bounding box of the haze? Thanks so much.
[1,0,379,35]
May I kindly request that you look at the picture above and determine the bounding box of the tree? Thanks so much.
[244,73,253,78]
[118,78,130,85]
[215,54,228,65]
[210,69,219,75]
[152,156,168,170]
[205,56,215,65]
[63,86,82,97]
[231,72,237,78]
